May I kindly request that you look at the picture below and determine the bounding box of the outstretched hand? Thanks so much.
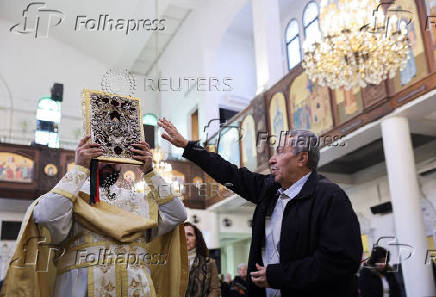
[157,118,189,148]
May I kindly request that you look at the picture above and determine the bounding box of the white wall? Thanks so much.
[215,33,257,112]
[186,207,252,246]
[0,18,158,148]
[156,0,251,158]
[323,142,436,265]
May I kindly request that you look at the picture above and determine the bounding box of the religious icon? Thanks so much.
[44,164,58,177]
[427,0,436,44]
[241,114,258,171]
[290,78,311,130]
[82,89,145,165]
[269,92,289,148]
[289,73,333,135]
[343,88,358,115]
[400,19,417,85]
[0,153,33,183]
[334,85,363,124]
[391,0,427,91]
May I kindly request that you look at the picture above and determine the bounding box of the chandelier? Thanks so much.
[302,0,410,90]
[151,147,172,177]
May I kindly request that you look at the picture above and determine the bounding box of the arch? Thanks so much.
[285,19,302,70]
[142,113,158,127]
[303,1,322,47]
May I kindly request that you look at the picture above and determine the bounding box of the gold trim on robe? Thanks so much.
[0,192,188,297]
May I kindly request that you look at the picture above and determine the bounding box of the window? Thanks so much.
[286,19,302,70]
[34,97,61,148]
[142,113,158,148]
[142,113,158,127]
[303,1,322,48]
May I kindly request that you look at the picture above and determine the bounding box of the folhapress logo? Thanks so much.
[10,2,64,38]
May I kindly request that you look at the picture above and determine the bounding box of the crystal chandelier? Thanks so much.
[302,0,410,90]
[151,147,172,178]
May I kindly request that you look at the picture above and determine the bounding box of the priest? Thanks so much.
[0,136,188,297]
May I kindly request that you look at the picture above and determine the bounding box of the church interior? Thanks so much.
[1,0,436,296]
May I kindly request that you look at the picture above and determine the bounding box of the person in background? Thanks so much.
[359,246,401,297]
[231,263,248,296]
[184,222,220,297]
[221,273,233,297]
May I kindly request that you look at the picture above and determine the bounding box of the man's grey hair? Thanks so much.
[237,263,247,270]
[284,129,320,170]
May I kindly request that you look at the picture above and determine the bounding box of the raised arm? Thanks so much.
[34,136,103,243]
[158,118,272,204]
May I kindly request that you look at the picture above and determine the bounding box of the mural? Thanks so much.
[334,86,364,124]
[426,0,436,61]
[289,72,333,135]
[241,115,258,171]
[269,92,289,149]
[0,152,34,183]
[392,0,427,91]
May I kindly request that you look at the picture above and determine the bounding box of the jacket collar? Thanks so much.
[265,171,319,216]
[293,170,319,200]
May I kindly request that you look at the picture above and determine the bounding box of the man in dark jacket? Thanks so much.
[359,246,402,297]
[158,118,363,297]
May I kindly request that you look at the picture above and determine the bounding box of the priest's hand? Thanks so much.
[250,263,271,288]
[131,141,153,173]
[75,135,104,168]
[158,118,189,148]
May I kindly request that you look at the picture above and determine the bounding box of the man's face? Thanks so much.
[269,136,304,188]
[238,265,247,278]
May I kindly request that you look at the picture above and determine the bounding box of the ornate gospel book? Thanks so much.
[81,89,144,165]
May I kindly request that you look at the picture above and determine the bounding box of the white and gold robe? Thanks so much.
[32,165,187,297]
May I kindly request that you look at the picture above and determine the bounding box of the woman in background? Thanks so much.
[184,222,220,297]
